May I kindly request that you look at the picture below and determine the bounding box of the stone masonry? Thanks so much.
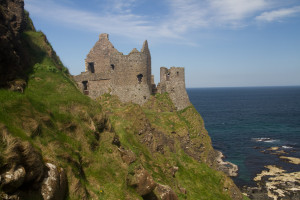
[74,33,190,110]
[157,67,190,110]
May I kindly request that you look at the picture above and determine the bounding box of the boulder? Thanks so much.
[118,148,136,165]
[154,184,178,200]
[1,166,26,193]
[41,163,68,200]
[128,167,156,196]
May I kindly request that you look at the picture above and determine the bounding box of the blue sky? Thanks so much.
[25,0,300,87]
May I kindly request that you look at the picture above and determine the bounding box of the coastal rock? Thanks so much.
[215,150,238,177]
[127,167,156,196]
[153,184,178,200]
[280,156,300,165]
[251,165,300,200]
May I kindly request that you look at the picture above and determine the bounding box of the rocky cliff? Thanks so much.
[0,1,243,199]
[0,0,28,87]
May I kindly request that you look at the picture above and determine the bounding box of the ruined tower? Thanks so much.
[158,67,190,110]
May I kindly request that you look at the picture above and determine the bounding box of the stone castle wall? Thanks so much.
[74,33,190,110]
[75,33,151,105]
[158,67,190,110]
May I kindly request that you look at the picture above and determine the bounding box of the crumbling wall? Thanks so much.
[85,33,119,73]
[74,33,151,105]
[110,48,151,104]
[158,67,190,110]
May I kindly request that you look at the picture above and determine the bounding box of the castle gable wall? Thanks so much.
[85,33,119,74]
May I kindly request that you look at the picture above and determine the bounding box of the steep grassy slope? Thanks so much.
[0,11,243,200]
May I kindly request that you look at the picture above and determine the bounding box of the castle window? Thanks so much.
[166,72,170,81]
[177,71,179,76]
[137,74,143,84]
[88,62,95,73]
[111,64,115,70]
[82,81,88,90]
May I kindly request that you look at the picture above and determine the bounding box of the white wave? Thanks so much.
[264,139,278,143]
[282,145,293,149]
[252,137,279,143]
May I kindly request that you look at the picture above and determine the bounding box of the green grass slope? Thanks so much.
[0,15,243,200]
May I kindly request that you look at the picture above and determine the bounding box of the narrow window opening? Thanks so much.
[111,64,115,70]
[176,71,179,76]
[88,62,95,73]
[82,81,88,91]
[166,72,170,81]
[137,74,143,84]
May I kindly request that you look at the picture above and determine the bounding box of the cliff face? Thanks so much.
[0,1,243,199]
[0,0,27,86]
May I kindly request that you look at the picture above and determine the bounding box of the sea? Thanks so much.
[187,86,300,187]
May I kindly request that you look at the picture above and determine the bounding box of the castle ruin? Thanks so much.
[74,33,190,110]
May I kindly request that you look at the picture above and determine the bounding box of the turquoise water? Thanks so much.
[187,86,300,187]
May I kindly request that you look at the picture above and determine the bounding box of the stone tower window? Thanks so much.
[82,81,89,95]
[166,72,170,81]
[177,71,179,76]
[88,62,95,73]
[111,64,115,70]
[137,74,143,84]
[82,81,88,90]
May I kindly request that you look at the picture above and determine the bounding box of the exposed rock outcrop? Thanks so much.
[246,165,300,200]
[215,150,238,177]
[153,184,178,200]
[0,0,29,87]
[127,167,157,196]
[0,125,68,200]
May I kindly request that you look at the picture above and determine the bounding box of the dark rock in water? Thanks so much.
[245,165,300,200]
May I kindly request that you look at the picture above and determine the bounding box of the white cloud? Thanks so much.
[209,0,267,21]
[256,6,300,22]
[107,0,137,13]
[25,0,300,43]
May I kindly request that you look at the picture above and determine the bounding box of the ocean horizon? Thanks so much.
[187,86,300,187]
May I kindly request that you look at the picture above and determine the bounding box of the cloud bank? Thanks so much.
[25,0,300,41]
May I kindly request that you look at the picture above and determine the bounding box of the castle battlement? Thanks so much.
[74,33,190,110]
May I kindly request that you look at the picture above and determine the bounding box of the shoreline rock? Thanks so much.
[243,148,300,200]
[215,150,238,177]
